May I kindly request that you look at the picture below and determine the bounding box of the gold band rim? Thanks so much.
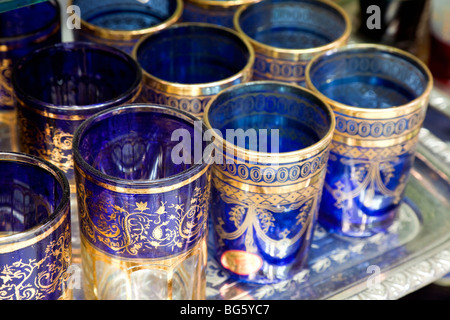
[0,0,60,50]
[132,22,255,96]
[0,152,71,252]
[12,41,143,117]
[233,0,352,60]
[203,81,336,164]
[68,0,183,40]
[304,43,434,119]
[75,161,210,195]
[73,104,212,194]
[15,86,142,121]
[0,208,69,254]
[332,127,422,148]
[0,23,61,52]
[185,0,262,9]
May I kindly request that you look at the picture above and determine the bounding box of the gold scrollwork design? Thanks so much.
[213,176,319,257]
[325,158,407,209]
[18,116,73,173]
[325,137,417,209]
[0,224,71,300]
[0,59,13,107]
[78,179,211,256]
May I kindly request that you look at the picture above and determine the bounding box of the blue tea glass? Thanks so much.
[0,0,61,151]
[182,0,262,28]
[203,81,335,284]
[12,42,142,188]
[132,22,254,117]
[305,44,433,237]
[0,152,71,300]
[234,0,351,86]
[73,104,211,299]
[70,0,183,54]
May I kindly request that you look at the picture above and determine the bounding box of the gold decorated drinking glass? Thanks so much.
[234,0,351,86]
[73,104,212,299]
[0,1,61,151]
[12,42,142,189]
[204,81,335,283]
[0,152,71,300]
[132,22,254,118]
[69,0,183,54]
[305,44,433,237]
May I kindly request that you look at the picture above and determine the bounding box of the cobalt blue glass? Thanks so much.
[234,0,351,86]
[0,0,61,151]
[12,41,142,188]
[203,81,335,284]
[73,104,211,299]
[70,0,183,54]
[132,22,254,117]
[0,152,71,300]
[182,0,262,29]
[305,44,433,237]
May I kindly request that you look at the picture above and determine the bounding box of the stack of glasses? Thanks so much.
[0,0,435,300]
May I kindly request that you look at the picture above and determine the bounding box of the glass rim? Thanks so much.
[12,41,143,113]
[68,0,183,40]
[203,80,336,164]
[233,0,352,59]
[0,0,60,45]
[0,152,70,248]
[131,22,255,95]
[73,103,211,191]
[304,43,434,119]
[184,0,262,9]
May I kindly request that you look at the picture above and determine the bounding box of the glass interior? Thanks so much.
[238,0,346,49]
[136,25,250,84]
[308,48,430,108]
[207,83,332,153]
[78,108,205,181]
[0,159,63,235]
[14,44,139,106]
[0,1,58,38]
[73,0,178,31]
